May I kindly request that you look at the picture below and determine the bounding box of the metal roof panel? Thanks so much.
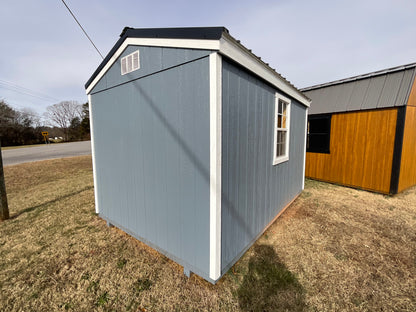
[361,75,386,110]
[304,63,416,115]
[395,68,415,106]
[346,79,369,111]
[377,71,405,108]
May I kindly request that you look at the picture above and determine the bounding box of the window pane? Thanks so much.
[276,130,287,157]
[309,134,329,150]
[282,113,287,128]
[278,101,282,114]
[277,115,282,128]
[276,131,281,144]
[307,115,331,153]
[309,116,330,134]
[276,143,281,157]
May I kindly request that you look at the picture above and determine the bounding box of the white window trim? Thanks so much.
[273,93,291,165]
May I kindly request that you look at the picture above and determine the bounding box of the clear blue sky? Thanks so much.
[1,0,416,115]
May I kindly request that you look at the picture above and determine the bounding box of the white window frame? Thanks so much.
[121,50,140,75]
[273,93,291,165]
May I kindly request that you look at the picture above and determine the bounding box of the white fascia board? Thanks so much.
[218,36,310,107]
[88,95,100,214]
[86,37,220,94]
[209,52,222,281]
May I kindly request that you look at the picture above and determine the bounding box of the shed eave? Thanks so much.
[218,34,310,107]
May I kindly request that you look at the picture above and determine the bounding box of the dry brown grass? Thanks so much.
[0,157,415,311]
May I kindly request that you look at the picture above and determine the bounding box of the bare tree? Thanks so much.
[44,101,82,141]
[18,108,41,128]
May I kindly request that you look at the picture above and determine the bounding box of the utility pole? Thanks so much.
[0,140,9,220]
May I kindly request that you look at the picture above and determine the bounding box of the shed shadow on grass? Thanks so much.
[237,244,306,312]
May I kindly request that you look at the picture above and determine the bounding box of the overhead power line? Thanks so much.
[0,79,59,102]
[60,0,104,59]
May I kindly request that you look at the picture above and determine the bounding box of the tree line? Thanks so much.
[0,100,90,147]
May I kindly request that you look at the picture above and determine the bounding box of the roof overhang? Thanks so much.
[85,28,310,107]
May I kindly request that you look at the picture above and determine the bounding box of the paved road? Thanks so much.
[1,141,92,166]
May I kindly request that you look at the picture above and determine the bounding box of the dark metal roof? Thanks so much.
[85,27,227,89]
[120,26,227,40]
[302,62,416,115]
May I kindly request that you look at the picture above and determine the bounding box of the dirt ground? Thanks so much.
[0,156,415,311]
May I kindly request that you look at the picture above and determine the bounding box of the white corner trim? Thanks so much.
[302,108,308,190]
[218,36,310,107]
[86,37,220,94]
[88,95,100,214]
[209,52,222,281]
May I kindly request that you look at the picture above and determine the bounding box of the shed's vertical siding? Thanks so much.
[398,105,416,192]
[399,77,416,192]
[220,60,306,273]
[91,56,211,278]
[305,108,397,193]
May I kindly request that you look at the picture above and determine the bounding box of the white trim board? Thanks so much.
[209,52,222,281]
[88,95,100,214]
[85,36,310,108]
[302,108,308,190]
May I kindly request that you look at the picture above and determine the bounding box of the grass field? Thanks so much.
[0,156,415,311]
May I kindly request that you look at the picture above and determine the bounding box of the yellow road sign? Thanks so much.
[42,131,49,136]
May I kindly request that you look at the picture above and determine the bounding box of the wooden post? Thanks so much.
[0,140,9,220]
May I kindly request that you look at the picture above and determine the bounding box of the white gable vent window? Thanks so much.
[121,50,140,75]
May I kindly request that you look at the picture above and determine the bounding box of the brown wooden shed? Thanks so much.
[302,62,416,194]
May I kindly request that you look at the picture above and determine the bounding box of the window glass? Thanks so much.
[307,115,331,153]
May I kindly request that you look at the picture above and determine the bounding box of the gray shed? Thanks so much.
[85,27,310,283]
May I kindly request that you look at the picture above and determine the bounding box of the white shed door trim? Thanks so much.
[209,52,222,281]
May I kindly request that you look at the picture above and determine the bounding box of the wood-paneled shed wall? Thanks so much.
[305,108,398,193]
[398,105,416,192]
